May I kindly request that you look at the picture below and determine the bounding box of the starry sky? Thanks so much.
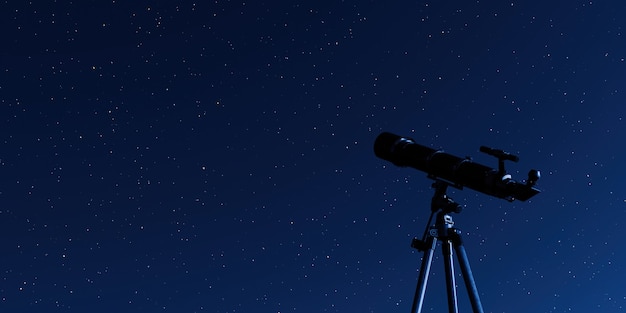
[1,1,626,312]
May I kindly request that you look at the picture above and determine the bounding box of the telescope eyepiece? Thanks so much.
[527,169,540,186]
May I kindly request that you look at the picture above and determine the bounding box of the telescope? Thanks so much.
[374,132,540,201]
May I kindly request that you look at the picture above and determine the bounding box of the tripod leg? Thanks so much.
[411,236,437,313]
[452,231,485,313]
[443,240,459,313]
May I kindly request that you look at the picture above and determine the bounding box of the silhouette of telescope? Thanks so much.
[374,132,540,202]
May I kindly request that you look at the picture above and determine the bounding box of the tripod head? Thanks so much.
[431,180,462,214]
[412,180,462,252]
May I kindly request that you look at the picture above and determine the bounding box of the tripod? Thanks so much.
[410,181,485,313]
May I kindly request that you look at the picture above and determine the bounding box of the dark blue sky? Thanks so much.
[1,1,626,312]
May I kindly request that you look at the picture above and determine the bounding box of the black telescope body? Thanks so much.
[374,132,540,201]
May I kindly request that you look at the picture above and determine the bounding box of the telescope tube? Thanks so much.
[374,132,540,201]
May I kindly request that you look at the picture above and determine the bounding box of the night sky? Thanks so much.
[2,1,626,312]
